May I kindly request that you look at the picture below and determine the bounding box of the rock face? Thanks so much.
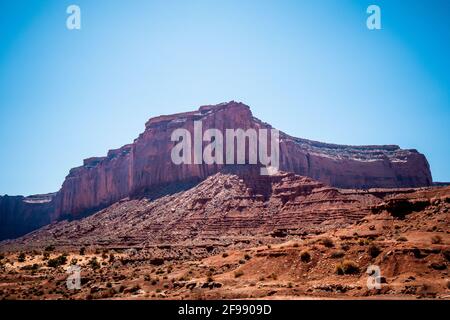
[0,194,56,240]
[0,101,432,240]
[54,101,431,217]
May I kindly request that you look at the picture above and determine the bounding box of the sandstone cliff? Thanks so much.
[0,193,55,240]
[0,101,432,240]
[54,101,431,217]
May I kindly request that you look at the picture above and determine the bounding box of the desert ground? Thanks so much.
[1,184,448,300]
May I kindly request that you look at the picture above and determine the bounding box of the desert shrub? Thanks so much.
[234,270,244,278]
[358,238,371,246]
[70,258,78,265]
[21,263,40,271]
[293,243,299,248]
[335,260,360,275]
[44,245,55,252]
[42,252,50,260]
[178,273,190,281]
[431,235,443,244]
[239,259,246,264]
[130,285,141,293]
[207,276,214,283]
[268,273,278,280]
[396,236,408,242]
[341,243,351,251]
[259,276,265,281]
[222,252,229,258]
[156,269,164,275]
[244,254,252,260]
[330,250,345,259]
[300,250,311,262]
[18,253,26,262]
[88,257,100,270]
[79,247,86,255]
[267,245,272,249]
[443,249,450,262]
[320,237,334,248]
[47,254,67,268]
[368,244,381,258]
[109,254,115,263]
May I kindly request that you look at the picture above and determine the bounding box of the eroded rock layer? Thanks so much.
[0,101,432,240]
[3,172,426,249]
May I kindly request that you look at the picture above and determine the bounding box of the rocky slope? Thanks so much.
[0,172,426,250]
[0,178,448,300]
[0,101,432,240]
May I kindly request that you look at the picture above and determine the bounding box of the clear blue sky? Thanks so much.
[0,0,449,195]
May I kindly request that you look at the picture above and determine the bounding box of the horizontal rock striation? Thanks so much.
[54,101,431,217]
[0,101,432,240]
[0,193,56,240]
[0,172,380,247]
